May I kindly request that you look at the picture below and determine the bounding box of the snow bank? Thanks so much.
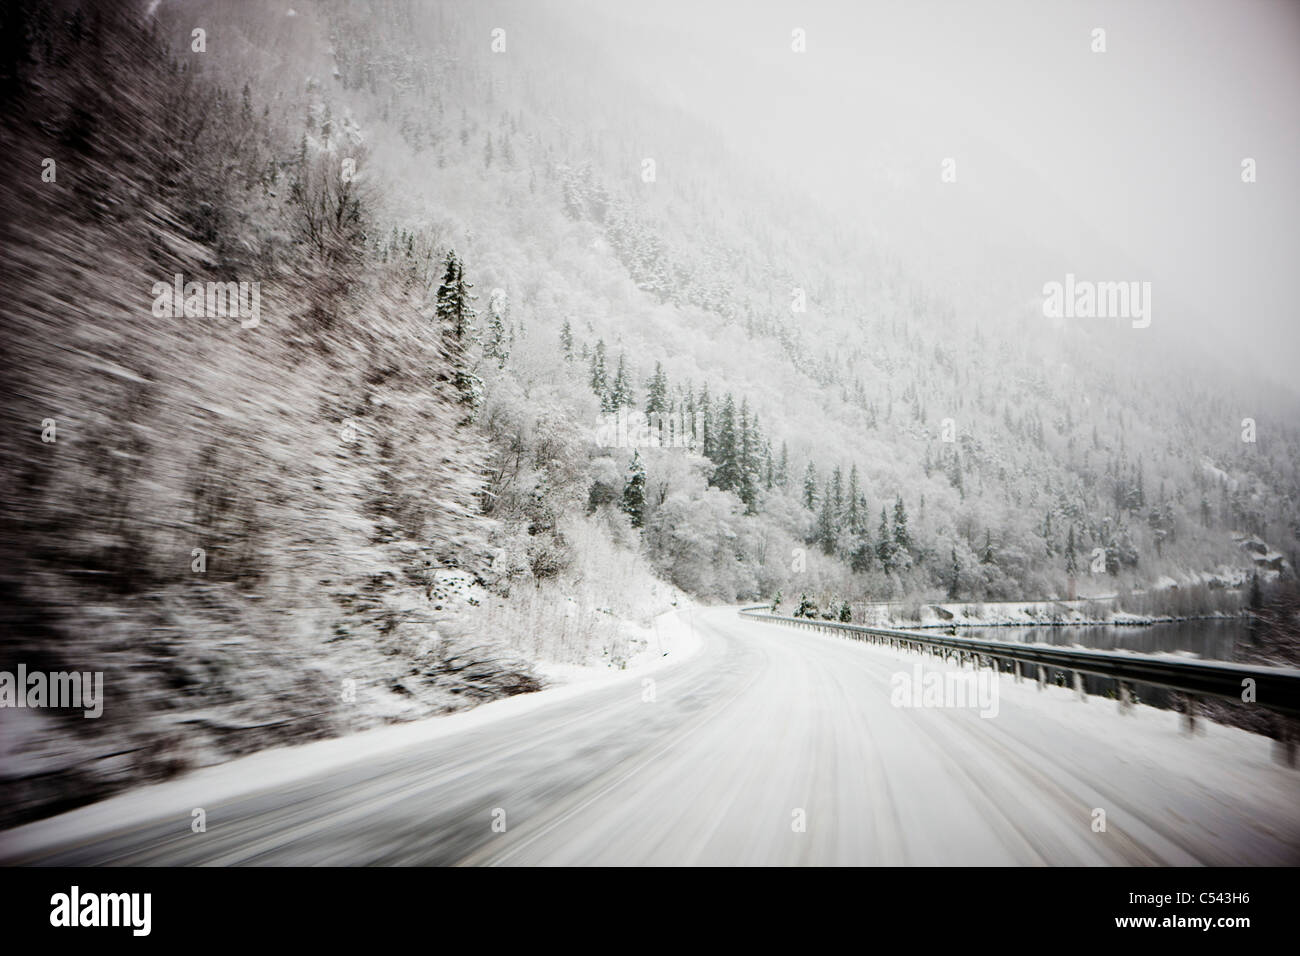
[0,606,703,856]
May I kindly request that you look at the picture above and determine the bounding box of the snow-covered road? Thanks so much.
[3,607,1297,865]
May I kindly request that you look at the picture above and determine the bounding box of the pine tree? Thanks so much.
[947,548,960,599]
[892,495,911,554]
[776,442,790,489]
[738,399,761,512]
[1105,540,1120,576]
[981,529,995,564]
[796,593,817,619]
[699,384,714,460]
[436,250,478,341]
[611,353,634,409]
[817,478,837,555]
[876,508,894,572]
[589,339,608,401]
[831,465,844,526]
[847,465,862,533]
[435,250,481,409]
[850,531,874,573]
[483,288,510,368]
[802,462,818,510]
[645,362,668,418]
[682,385,697,448]
[560,319,574,361]
[711,395,741,491]
[435,250,460,324]
[621,452,646,528]
[1066,525,1079,576]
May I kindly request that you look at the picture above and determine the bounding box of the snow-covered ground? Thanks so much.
[3,606,1294,866]
[0,606,702,861]
[534,600,702,686]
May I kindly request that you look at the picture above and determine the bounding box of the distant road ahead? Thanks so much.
[4,607,1297,865]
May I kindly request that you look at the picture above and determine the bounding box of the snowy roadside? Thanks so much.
[858,638,1300,854]
[0,605,703,857]
[533,597,702,687]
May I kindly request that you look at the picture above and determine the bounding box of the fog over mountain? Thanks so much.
[569,0,1300,386]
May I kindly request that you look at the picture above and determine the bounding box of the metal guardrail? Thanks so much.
[738,606,1300,720]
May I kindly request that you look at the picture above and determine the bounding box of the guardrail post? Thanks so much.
[1073,672,1086,702]
[1181,695,1198,734]
[1037,666,1046,691]
[1117,681,1133,713]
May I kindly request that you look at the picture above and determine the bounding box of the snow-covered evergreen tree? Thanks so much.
[622,452,646,528]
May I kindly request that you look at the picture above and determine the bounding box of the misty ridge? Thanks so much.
[0,0,1297,827]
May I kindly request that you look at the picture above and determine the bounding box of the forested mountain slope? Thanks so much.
[309,0,1300,605]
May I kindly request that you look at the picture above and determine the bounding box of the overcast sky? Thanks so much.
[563,0,1300,388]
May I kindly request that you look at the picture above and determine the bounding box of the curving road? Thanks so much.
[3,607,1298,866]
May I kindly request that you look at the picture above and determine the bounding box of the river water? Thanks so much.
[958,618,1257,711]
[961,618,1249,662]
